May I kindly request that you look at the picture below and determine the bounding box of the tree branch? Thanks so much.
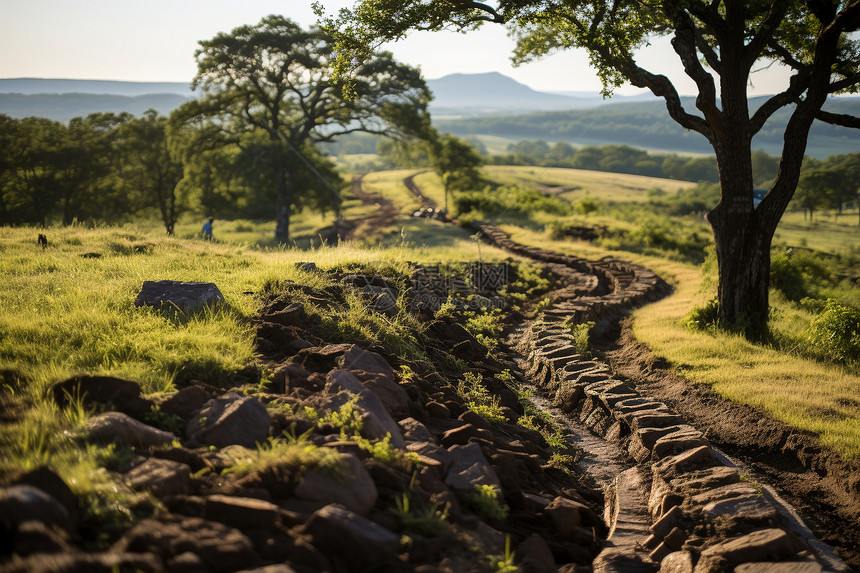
[815,109,860,128]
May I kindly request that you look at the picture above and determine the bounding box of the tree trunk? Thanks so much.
[274,163,293,244]
[708,203,772,336]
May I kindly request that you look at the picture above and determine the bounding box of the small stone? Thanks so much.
[444,442,502,492]
[293,453,378,514]
[186,392,271,449]
[204,494,281,529]
[426,401,451,419]
[87,412,176,448]
[125,458,191,497]
[302,504,400,571]
[543,496,589,538]
[659,550,694,573]
[160,386,211,420]
[699,529,795,565]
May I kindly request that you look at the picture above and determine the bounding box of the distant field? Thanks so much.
[484,165,696,203]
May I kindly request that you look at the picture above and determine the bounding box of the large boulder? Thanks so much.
[186,392,271,448]
[86,412,176,448]
[134,280,224,309]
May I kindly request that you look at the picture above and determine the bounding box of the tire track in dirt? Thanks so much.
[340,174,400,242]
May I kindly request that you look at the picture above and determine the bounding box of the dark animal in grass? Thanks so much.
[37,234,48,249]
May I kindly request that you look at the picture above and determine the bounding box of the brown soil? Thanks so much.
[594,319,860,571]
[341,174,400,242]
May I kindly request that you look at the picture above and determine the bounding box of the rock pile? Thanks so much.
[1,273,609,572]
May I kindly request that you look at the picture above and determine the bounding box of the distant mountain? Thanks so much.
[0,78,193,96]
[0,93,190,122]
[426,72,634,115]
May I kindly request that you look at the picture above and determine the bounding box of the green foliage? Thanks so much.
[565,320,595,356]
[454,184,571,220]
[770,248,832,302]
[469,484,509,521]
[683,298,720,331]
[220,433,340,478]
[488,536,519,573]
[807,300,860,363]
[457,372,507,424]
[143,406,185,435]
[392,491,450,537]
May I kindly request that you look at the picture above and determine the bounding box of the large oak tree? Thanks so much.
[323,0,860,334]
[173,15,431,243]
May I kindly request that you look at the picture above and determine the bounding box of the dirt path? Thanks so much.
[340,174,400,242]
[595,321,860,570]
[403,171,435,208]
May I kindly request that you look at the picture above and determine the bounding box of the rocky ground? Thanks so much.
[1,220,858,573]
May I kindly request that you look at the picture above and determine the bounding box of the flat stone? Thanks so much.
[186,392,271,449]
[86,412,176,448]
[670,466,741,495]
[302,504,400,571]
[134,280,224,309]
[653,446,717,477]
[699,528,795,565]
[734,563,822,573]
[691,482,760,505]
[125,458,191,497]
[653,434,708,460]
[702,494,778,521]
[293,453,378,514]
[204,494,281,529]
[398,417,434,443]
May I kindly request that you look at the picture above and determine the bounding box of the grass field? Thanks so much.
[2,161,858,494]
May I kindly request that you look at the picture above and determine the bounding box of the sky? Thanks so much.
[0,0,794,96]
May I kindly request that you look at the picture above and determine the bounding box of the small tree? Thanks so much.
[431,133,484,213]
[118,110,185,235]
[174,15,431,243]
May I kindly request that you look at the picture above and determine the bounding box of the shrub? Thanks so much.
[469,484,509,521]
[683,298,720,331]
[807,300,860,362]
[457,372,506,423]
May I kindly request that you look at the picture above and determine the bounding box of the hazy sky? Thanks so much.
[1,0,793,96]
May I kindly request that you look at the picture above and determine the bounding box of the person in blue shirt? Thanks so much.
[202,217,214,240]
